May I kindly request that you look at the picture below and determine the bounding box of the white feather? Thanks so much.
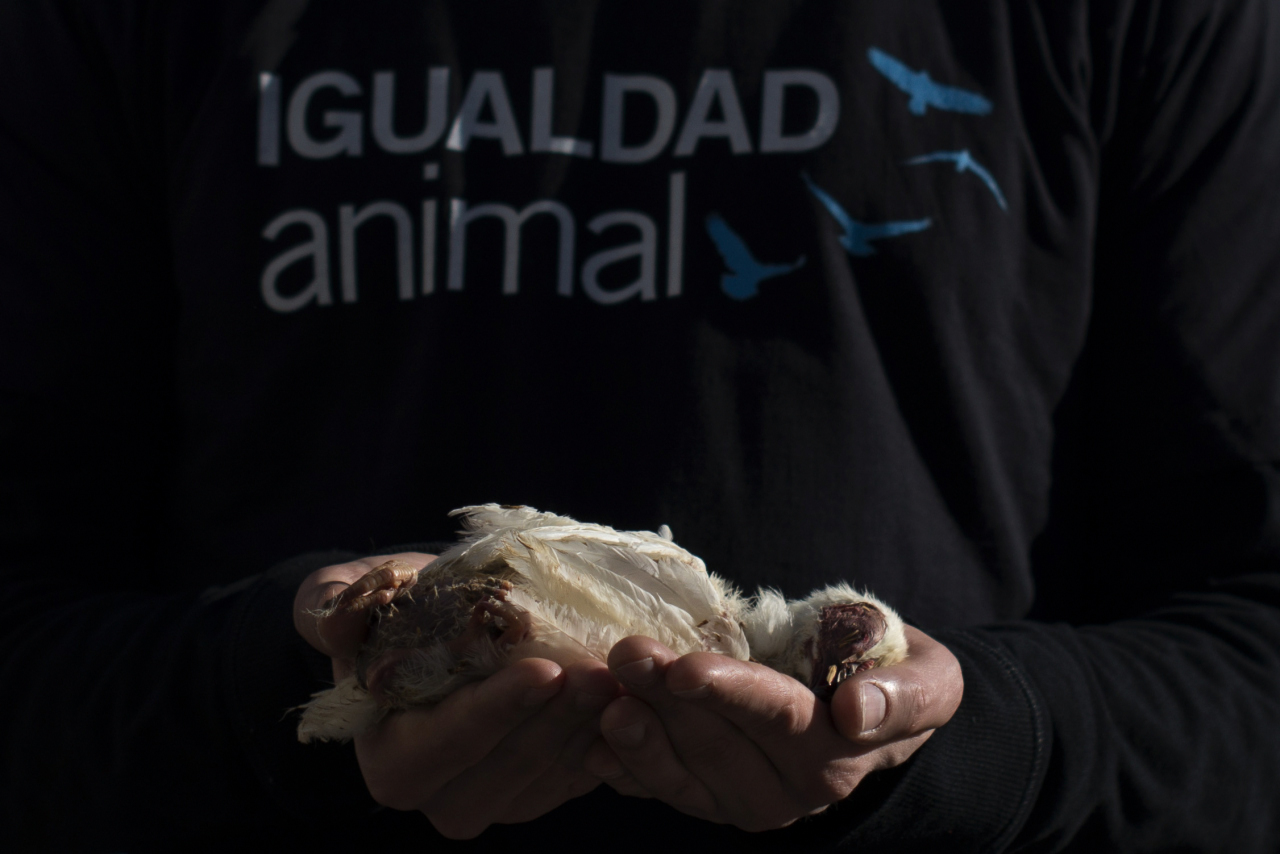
[296,504,906,742]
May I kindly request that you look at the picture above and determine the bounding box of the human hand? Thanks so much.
[582,625,962,831]
[294,554,622,839]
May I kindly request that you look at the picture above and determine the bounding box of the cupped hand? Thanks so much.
[294,554,622,839]
[582,625,963,831]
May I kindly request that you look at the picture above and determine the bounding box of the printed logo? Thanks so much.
[905,149,1007,211]
[802,173,933,258]
[253,49,1000,310]
[705,213,806,301]
[254,66,837,311]
[868,48,993,116]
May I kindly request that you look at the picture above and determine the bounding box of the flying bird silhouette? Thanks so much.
[801,173,932,257]
[868,47,993,116]
[705,213,806,300]
[905,149,1008,210]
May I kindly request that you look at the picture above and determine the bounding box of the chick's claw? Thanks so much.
[335,559,422,614]
[478,594,535,647]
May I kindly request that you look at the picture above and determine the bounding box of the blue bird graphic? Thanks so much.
[868,47,993,116]
[705,213,806,301]
[905,149,1008,210]
[801,173,932,257]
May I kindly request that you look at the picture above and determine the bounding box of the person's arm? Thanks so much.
[989,3,1280,846]
[0,5,373,848]
[586,2,1280,850]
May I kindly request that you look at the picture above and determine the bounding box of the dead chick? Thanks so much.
[297,504,907,743]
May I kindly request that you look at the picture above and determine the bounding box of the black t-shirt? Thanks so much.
[3,2,1280,851]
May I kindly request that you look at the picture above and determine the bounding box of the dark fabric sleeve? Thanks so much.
[826,2,1280,851]
[0,4,374,849]
[3,552,370,850]
[830,574,1280,854]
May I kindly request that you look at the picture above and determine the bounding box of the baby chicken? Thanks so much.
[297,504,907,743]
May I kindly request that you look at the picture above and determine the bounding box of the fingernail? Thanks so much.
[616,657,657,687]
[860,683,887,734]
[671,683,710,700]
[522,684,561,707]
[606,721,646,747]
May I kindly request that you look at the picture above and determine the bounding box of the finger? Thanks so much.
[293,552,436,664]
[354,656,565,813]
[602,773,653,799]
[600,694,807,831]
[609,636,817,748]
[602,775,653,799]
[829,625,964,745]
[606,640,811,828]
[635,645,865,810]
[661,649,822,747]
[596,695,720,821]
[582,735,652,799]
[496,769,602,825]
[582,738,652,798]
[424,658,620,836]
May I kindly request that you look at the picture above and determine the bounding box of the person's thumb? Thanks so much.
[829,625,964,744]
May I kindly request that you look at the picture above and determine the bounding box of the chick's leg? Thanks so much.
[475,580,536,648]
[331,559,421,613]
[439,579,527,656]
